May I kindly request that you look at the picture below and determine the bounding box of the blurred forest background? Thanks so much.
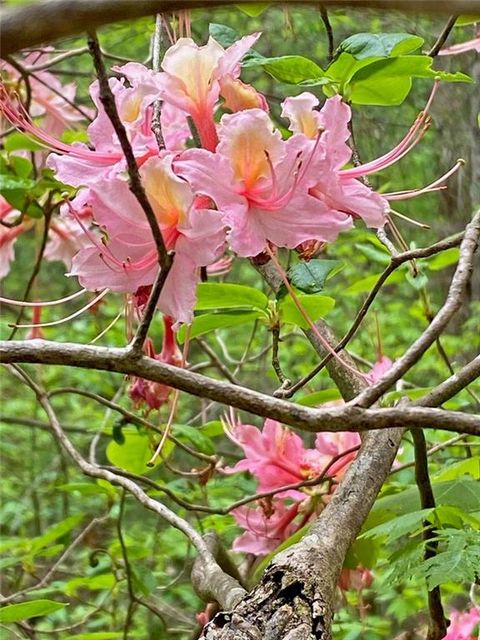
[0,2,479,639]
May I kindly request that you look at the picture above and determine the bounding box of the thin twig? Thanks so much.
[319,5,334,63]
[276,232,464,398]
[151,13,165,151]
[353,212,480,408]
[428,14,458,57]
[411,429,447,640]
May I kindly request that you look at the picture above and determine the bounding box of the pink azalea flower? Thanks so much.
[225,417,360,493]
[366,354,394,384]
[158,33,261,150]
[0,197,26,279]
[231,500,301,556]
[338,566,373,592]
[176,108,352,257]
[129,316,182,410]
[439,35,480,55]
[67,155,225,324]
[444,606,480,640]
[282,92,388,228]
[45,205,93,269]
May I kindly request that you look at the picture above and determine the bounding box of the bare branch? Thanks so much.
[353,211,480,408]
[3,0,480,57]
[1,341,479,435]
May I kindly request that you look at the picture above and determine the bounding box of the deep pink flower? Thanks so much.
[366,354,394,384]
[444,606,480,640]
[0,197,26,279]
[231,500,301,556]
[129,316,182,410]
[338,566,373,592]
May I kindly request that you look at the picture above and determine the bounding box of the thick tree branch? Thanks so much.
[1,340,479,435]
[3,0,480,57]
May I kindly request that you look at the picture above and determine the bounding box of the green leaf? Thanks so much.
[9,155,33,178]
[198,420,224,438]
[287,259,342,294]
[355,243,390,265]
[361,508,434,543]
[455,14,480,26]
[0,175,35,191]
[195,283,268,311]
[337,32,424,60]
[4,132,44,152]
[421,529,480,589]
[235,2,270,16]
[432,456,480,482]
[279,294,335,328]
[172,424,215,455]
[209,23,238,47]
[0,599,67,623]
[244,55,325,85]
[30,514,84,554]
[56,482,115,497]
[425,247,460,271]
[348,55,472,106]
[64,573,115,597]
[106,428,174,474]
[177,310,260,343]
[297,388,342,407]
[345,270,404,294]
[68,634,122,640]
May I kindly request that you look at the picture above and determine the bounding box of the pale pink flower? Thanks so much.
[231,500,301,556]
[0,197,25,279]
[314,430,361,479]
[366,354,393,384]
[444,606,480,640]
[282,93,388,228]
[45,206,93,269]
[158,33,261,150]
[67,155,225,324]
[176,108,352,256]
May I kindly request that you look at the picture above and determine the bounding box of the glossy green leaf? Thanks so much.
[337,32,424,59]
[345,270,403,294]
[296,388,342,406]
[106,429,174,474]
[4,132,44,152]
[209,23,238,47]
[287,259,342,294]
[348,55,472,105]
[0,175,35,191]
[177,310,260,343]
[455,14,480,26]
[0,599,67,623]
[279,294,335,328]
[425,247,460,271]
[244,55,325,85]
[173,424,215,455]
[195,283,268,311]
[68,634,122,640]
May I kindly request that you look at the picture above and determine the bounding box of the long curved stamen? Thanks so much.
[389,208,431,229]
[0,289,88,307]
[9,288,109,328]
[341,81,439,179]
[90,310,123,344]
[266,246,370,383]
[0,86,121,165]
[385,159,465,201]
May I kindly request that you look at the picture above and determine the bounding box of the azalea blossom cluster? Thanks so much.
[444,605,480,640]
[1,31,443,330]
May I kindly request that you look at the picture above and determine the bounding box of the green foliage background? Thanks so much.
[0,3,479,639]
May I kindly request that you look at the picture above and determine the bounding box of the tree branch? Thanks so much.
[3,0,480,57]
[353,210,480,408]
[1,341,479,435]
